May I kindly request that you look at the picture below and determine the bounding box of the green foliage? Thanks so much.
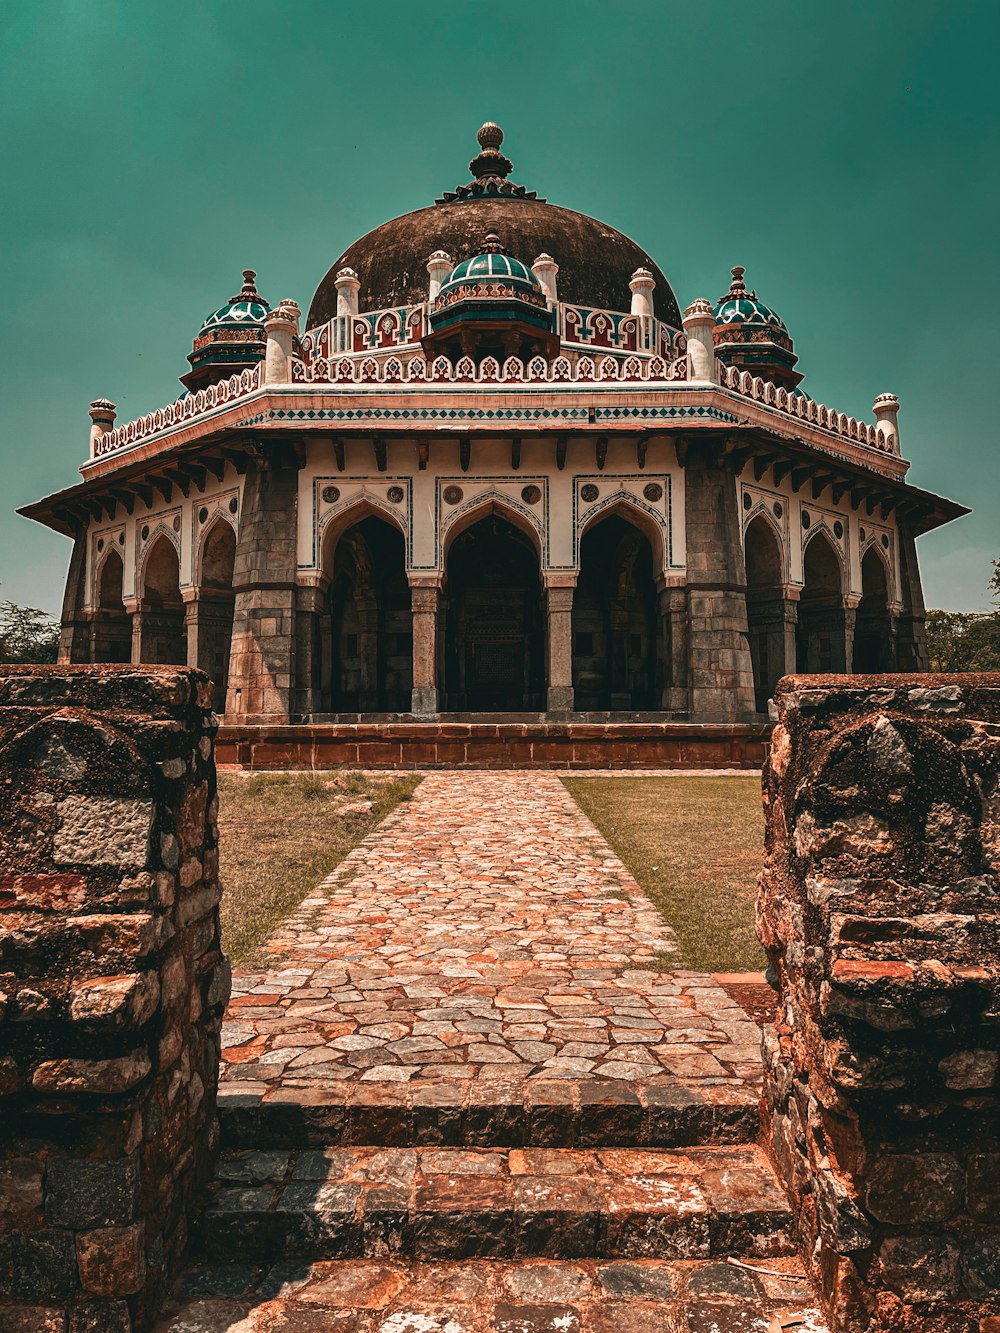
[0,601,60,664]
[924,558,1000,673]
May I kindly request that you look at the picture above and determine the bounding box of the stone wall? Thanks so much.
[0,666,230,1330]
[759,674,1000,1332]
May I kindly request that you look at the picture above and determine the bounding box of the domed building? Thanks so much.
[21,124,966,764]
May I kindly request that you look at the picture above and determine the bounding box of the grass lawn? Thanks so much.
[562,775,766,973]
[216,770,421,966]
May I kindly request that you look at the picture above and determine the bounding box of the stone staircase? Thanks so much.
[155,1081,827,1330]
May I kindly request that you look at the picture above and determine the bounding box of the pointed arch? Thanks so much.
[442,511,545,712]
[320,510,412,714]
[578,493,667,576]
[797,528,848,672]
[138,534,186,665]
[573,510,660,711]
[743,514,788,711]
[92,547,130,663]
[440,491,543,566]
[319,494,407,587]
[194,517,237,708]
[854,544,896,672]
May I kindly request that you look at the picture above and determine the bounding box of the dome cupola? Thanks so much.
[182,269,270,391]
[423,233,557,363]
[712,266,802,390]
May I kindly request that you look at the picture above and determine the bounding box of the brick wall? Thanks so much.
[0,666,230,1330]
[759,674,1000,1332]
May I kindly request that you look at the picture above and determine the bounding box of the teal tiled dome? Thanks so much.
[714,267,787,333]
[437,237,543,304]
[198,270,270,335]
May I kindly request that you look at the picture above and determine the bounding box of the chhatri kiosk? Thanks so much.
[22,124,966,764]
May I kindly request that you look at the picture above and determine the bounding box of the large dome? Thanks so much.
[307,126,682,330]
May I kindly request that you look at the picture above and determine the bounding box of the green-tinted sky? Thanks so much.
[1,0,996,614]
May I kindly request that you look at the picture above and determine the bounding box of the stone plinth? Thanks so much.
[0,666,231,1330]
[759,674,1000,1333]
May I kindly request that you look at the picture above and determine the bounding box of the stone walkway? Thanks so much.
[220,773,763,1096]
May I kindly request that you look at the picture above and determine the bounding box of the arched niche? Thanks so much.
[138,535,186,665]
[744,514,788,712]
[92,548,130,663]
[321,513,412,714]
[195,519,237,708]
[796,529,847,673]
[854,545,896,672]
[442,513,544,712]
[572,512,660,711]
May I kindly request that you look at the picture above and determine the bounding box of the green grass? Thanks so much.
[562,775,766,973]
[216,770,421,966]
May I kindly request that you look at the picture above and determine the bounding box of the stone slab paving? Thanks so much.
[220,772,764,1106]
[155,1257,827,1332]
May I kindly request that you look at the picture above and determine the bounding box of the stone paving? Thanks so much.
[220,773,764,1098]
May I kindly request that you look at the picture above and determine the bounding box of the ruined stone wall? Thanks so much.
[0,666,230,1330]
[759,674,1000,1332]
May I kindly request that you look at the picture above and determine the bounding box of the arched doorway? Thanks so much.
[854,546,896,672]
[323,515,412,713]
[443,513,544,711]
[196,520,237,709]
[744,516,787,712]
[139,536,186,665]
[797,531,847,672]
[572,513,659,710]
[92,549,130,662]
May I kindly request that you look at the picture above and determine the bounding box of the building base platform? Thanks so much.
[215,719,772,770]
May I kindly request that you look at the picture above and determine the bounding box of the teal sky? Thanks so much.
[1,0,996,614]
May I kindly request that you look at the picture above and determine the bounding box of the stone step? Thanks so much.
[200,1144,795,1265]
[155,1256,827,1332]
[219,1078,761,1150]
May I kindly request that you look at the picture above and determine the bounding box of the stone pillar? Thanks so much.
[782,591,798,686]
[658,584,688,711]
[335,268,361,319]
[681,441,756,721]
[682,300,718,383]
[544,577,575,715]
[263,300,301,386]
[294,584,323,718]
[873,392,900,455]
[0,664,230,1330]
[227,442,302,720]
[57,529,91,664]
[760,676,1000,1333]
[629,267,656,319]
[426,253,452,306]
[895,513,929,671]
[843,598,858,673]
[409,578,441,717]
[532,254,559,306]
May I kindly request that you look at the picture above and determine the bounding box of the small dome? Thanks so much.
[437,236,543,305]
[198,270,270,334]
[714,266,787,333]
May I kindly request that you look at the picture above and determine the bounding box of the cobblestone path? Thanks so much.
[220,772,763,1095]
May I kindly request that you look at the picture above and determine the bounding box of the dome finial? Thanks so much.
[482,232,502,254]
[231,268,263,303]
[729,266,747,297]
[469,122,513,180]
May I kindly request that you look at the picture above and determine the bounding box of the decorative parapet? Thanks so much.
[0,665,230,1329]
[89,365,261,461]
[290,350,689,386]
[760,675,1000,1332]
[720,364,899,455]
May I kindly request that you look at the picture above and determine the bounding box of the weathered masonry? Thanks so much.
[760,675,1000,1333]
[0,666,229,1330]
[21,125,965,736]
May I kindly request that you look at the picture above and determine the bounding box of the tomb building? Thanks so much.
[22,124,967,726]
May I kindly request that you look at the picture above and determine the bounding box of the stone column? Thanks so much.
[0,664,230,1330]
[681,440,756,721]
[409,578,441,717]
[57,528,91,664]
[226,441,303,721]
[658,583,688,711]
[781,590,798,682]
[843,597,859,673]
[895,513,929,671]
[544,576,576,715]
[294,583,324,718]
[128,599,142,665]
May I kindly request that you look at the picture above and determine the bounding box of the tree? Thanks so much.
[0,601,60,663]
[924,562,1000,672]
